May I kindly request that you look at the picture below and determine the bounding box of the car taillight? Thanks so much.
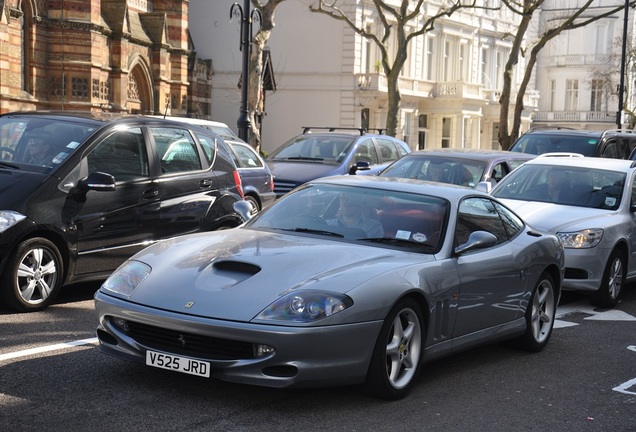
[269,174,274,192]
[233,170,244,198]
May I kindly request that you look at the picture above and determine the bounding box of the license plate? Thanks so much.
[146,350,210,378]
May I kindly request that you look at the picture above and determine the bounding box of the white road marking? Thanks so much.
[554,300,636,327]
[0,337,98,362]
[613,346,636,395]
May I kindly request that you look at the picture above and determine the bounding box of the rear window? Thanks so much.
[510,133,600,156]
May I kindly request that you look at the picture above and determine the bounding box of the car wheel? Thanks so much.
[513,272,556,352]
[592,249,625,308]
[364,298,423,400]
[1,237,64,312]
[244,195,261,215]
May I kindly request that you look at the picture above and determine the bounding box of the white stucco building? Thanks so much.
[189,0,540,154]
[532,0,634,130]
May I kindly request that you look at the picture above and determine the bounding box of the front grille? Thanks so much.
[273,181,298,195]
[112,318,255,360]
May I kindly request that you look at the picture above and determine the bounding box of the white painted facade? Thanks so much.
[533,0,634,130]
[188,0,538,154]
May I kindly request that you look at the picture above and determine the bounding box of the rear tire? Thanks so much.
[1,237,64,312]
[364,298,424,400]
[513,272,556,352]
[591,249,625,308]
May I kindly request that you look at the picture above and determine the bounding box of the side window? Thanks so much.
[87,127,148,181]
[193,132,217,165]
[601,140,621,159]
[232,144,263,168]
[455,197,508,247]
[354,139,379,165]
[376,138,400,163]
[491,162,507,182]
[151,127,202,174]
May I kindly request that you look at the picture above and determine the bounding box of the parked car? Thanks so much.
[0,111,246,312]
[378,148,534,190]
[148,116,275,212]
[266,127,411,197]
[491,156,636,308]
[509,128,636,159]
[94,175,563,400]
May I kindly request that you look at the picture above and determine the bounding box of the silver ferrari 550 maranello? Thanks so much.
[94,175,564,400]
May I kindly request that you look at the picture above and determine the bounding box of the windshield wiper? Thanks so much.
[279,227,344,237]
[0,161,20,170]
[360,237,434,249]
[280,156,324,161]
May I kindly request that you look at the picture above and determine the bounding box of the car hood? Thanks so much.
[498,199,618,232]
[267,160,344,183]
[125,228,429,321]
[0,169,48,208]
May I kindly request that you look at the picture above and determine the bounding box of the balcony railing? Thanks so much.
[532,111,616,122]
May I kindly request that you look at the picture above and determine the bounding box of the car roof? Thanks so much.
[523,129,603,137]
[311,172,491,199]
[403,148,535,161]
[524,156,636,171]
[146,115,233,129]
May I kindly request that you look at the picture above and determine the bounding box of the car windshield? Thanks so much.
[511,133,600,156]
[0,116,96,170]
[381,155,486,187]
[492,164,626,210]
[268,136,355,163]
[246,183,449,252]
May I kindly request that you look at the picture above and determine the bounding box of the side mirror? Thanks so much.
[349,161,371,175]
[454,231,498,255]
[233,200,254,222]
[77,172,116,192]
[476,181,493,193]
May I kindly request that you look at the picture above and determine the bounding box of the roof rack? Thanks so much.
[526,126,577,132]
[601,128,636,139]
[301,126,385,135]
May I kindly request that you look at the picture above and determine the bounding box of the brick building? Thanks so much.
[0,0,211,117]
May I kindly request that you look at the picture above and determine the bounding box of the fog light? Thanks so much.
[113,317,129,332]
[256,344,275,357]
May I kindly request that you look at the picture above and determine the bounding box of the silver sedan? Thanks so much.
[492,156,636,308]
[95,176,563,400]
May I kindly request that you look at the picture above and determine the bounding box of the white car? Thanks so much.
[491,156,636,308]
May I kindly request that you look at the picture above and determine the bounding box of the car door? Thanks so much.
[148,126,223,238]
[452,197,526,337]
[72,126,160,274]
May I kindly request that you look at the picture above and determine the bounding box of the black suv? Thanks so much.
[266,127,411,197]
[0,111,245,311]
[509,128,636,159]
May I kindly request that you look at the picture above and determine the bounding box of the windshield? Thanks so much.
[247,183,449,252]
[0,116,96,170]
[492,164,625,210]
[268,135,355,162]
[381,155,486,187]
[510,133,600,156]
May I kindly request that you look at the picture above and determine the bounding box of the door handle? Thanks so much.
[200,179,213,188]
[142,188,159,199]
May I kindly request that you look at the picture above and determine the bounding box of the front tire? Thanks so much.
[1,237,64,312]
[364,298,424,400]
[591,249,625,308]
[514,272,556,352]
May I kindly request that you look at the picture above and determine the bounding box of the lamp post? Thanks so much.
[230,1,261,142]
[617,0,629,127]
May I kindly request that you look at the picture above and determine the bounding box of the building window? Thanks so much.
[481,47,489,86]
[425,35,435,80]
[566,79,579,111]
[364,24,373,73]
[549,80,556,111]
[443,40,452,81]
[458,43,467,81]
[361,108,369,130]
[403,112,412,145]
[20,2,33,94]
[442,117,452,148]
[591,79,604,111]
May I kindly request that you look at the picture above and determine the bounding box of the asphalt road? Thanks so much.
[1,283,635,432]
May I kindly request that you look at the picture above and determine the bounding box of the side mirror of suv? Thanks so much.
[77,172,116,192]
[349,161,370,175]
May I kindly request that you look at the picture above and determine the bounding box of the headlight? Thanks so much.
[101,260,151,297]
[557,229,603,248]
[255,290,353,323]
[0,211,27,233]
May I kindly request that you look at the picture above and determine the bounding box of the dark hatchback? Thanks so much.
[266,127,411,197]
[0,111,245,311]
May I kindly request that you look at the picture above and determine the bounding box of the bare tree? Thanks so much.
[498,0,635,149]
[309,0,478,137]
[247,0,286,150]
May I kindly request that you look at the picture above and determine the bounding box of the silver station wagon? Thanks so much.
[492,156,636,308]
